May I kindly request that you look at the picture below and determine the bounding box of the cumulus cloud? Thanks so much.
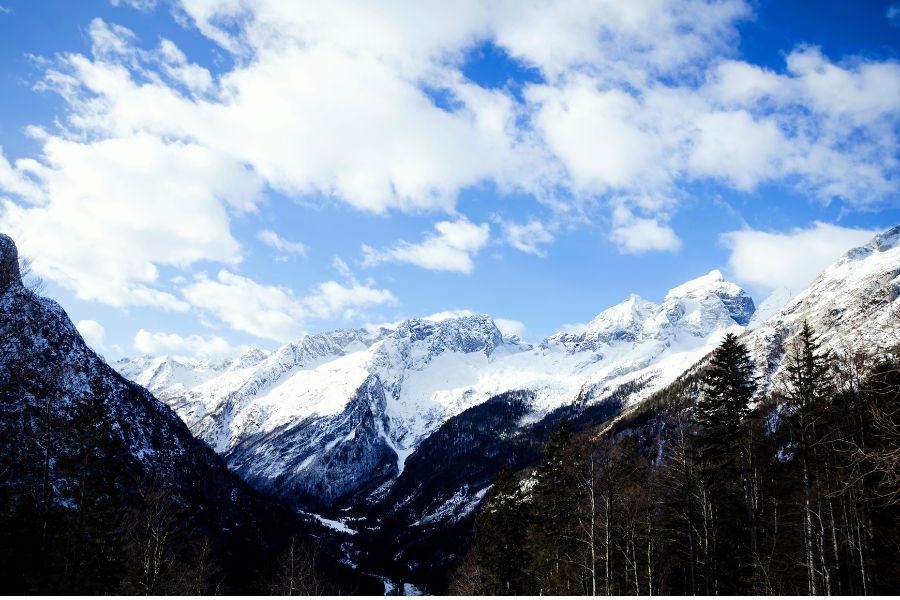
[497,217,555,257]
[302,278,398,321]
[1,0,899,324]
[362,219,490,274]
[258,229,306,256]
[688,110,785,190]
[182,269,396,342]
[76,319,106,351]
[133,329,236,358]
[0,134,260,311]
[183,270,306,341]
[494,317,526,339]
[721,222,879,292]
[610,207,681,254]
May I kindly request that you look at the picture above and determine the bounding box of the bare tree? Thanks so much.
[269,536,326,596]
[18,256,45,295]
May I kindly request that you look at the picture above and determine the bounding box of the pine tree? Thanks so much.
[473,464,529,595]
[693,333,757,593]
[527,418,583,594]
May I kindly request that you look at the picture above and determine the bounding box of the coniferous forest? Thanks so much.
[450,326,900,595]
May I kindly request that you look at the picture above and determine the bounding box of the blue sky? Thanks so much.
[1,0,899,358]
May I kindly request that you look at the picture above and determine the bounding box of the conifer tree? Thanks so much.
[473,464,529,595]
[693,332,757,593]
[527,418,583,594]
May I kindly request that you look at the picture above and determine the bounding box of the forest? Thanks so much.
[451,324,900,595]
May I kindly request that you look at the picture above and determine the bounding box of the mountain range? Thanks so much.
[2,225,897,592]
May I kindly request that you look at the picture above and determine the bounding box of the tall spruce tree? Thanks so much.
[693,332,757,593]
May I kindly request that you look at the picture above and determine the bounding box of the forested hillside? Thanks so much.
[452,326,900,595]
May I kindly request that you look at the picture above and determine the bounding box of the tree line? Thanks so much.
[450,324,900,595]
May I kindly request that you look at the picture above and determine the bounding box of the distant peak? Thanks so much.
[665,269,729,300]
[0,233,21,291]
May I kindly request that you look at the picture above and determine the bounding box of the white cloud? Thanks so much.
[721,222,879,292]
[494,317,526,339]
[182,269,396,342]
[302,279,398,321]
[0,134,261,311]
[258,229,306,255]
[42,10,532,215]
[362,219,490,274]
[423,309,477,322]
[88,17,137,58]
[76,319,106,351]
[1,0,898,324]
[109,0,157,12]
[610,207,681,254]
[182,270,306,341]
[493,0,749,80]
[529,81,664,193]
[133,328,236,358]
[688,110,786,190]
[497,217,555,257]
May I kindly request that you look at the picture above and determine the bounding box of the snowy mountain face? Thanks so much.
[117,269,755,507]
[744,225,900,387]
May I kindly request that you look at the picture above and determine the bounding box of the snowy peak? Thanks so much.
[229,346,270,369]
[834,224,900,266]
[583,294,657,343]
[545,271,753,353]
[664,269,756,325]
[386,314,506,362]
[664,269,728,299]
[744,224,900,386]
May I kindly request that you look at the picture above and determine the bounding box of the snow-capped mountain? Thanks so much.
[117,269,756,506]
[744,224,900,386]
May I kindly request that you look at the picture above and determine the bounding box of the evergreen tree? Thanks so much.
[693,333,757,593]
[527,418,583,594]
[473,464,529,595]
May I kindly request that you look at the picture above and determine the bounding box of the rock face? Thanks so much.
[118,270,756,508]
[0,233,20,291]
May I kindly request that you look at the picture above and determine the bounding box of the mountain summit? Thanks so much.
[118,269,756,507]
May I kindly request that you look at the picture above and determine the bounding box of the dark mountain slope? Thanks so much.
[0,233,371,594]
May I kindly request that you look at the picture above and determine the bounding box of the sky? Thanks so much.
[0,0,899,359]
